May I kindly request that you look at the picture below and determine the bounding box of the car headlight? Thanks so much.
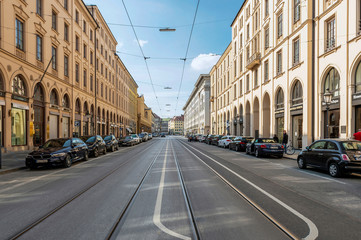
[52,152,67,158]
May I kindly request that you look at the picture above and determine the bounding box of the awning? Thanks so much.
[126,128,132,133]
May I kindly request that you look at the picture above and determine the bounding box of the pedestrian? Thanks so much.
[353,129,361,141]
[273,134,279,143]
[282,130,288,151]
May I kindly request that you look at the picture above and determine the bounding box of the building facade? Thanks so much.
[160,118,170,133]
[152,112,161,134]
[1,0,138,151]
[137,95,152,133]
[168,115,184,135]
[183,74,211,135]
[210,0,361,149]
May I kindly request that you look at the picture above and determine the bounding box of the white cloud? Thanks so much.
[135,39,148,47]
[191,53,220,71]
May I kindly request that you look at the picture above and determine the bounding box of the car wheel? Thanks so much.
[27,162,37,170]
[103,148,107,155]
[277,154,283,159]
[94,147,99,158]
[63,155,72,168]
[255,148,261,158]
[246,147,250,154]
[329,162,341,177]
[116,146,119,151]
[84,151,89,161]
[223,144,226,149]
[235,146,239,152]
[111,145,115,152]
[297,157,306,169]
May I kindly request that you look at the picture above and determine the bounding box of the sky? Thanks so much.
[84,0,244,118]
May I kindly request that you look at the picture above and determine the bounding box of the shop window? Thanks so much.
[355,61,361,92]
[324,67,340,98]
[12,75,27,97]
[62,94,70,108]
[75,99,81,114]
[292,80,303,106]
[50,89,58,105]
[11,108,27,146]
[34,83,44,102]
[276,88,284,110]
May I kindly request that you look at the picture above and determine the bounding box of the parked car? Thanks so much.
[211,135,222,146]
[130,134,141,144]
[148,133,153,139]
[297,139,361,177]
[25,138,88,169]
[122,136,138,146]
[218,136,236,148]
[229,136,255,152]
[246,138,284,158]
[103,135,119,152]
[153,133,159,137]
[205,135,216,145]
[199,135,207,143]
[80,135,106,157]
[161,133,166,137]
[138,133,148,142]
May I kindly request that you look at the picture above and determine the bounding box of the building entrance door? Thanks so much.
[292,115,303,149]
[33,105,44,146]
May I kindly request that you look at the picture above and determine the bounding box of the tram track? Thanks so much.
[9,140,158,240]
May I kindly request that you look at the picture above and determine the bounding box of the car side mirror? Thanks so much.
[306,146,310,151]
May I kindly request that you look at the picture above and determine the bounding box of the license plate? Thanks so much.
[36,160,48,163]
[271,147,278,149]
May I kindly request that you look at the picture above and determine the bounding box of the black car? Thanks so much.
[161,133,166,137]
[25,138,88,169]
[122,136,137,146]
[80,135,106,157]
[211,135,222,146]
[297,139,361,177]
[246,138,284,158]
[205,135,216,145]
[229,136,254,152]
[103,135,119,152]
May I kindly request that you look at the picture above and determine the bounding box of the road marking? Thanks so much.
[153,140,191,240]
[181,142,319,240]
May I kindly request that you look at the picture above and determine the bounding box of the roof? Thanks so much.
[230,0,247,27]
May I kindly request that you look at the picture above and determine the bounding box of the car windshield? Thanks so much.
[131,135,138,138]
[43,139,70,149]
[342,141,361,150]
[139,134,144,137]
[125,136,132,140]
[104,136,112,141]
[259,139,276,143]
[86,136,96,143]
[229,137,235,140]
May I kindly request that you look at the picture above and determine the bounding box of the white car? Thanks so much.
[218,136,236,148]
[130,134,141,144]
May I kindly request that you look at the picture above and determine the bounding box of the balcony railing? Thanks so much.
[246,52,261,69]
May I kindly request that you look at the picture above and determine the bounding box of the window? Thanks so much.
[265,0,269,16]
[293,38,300,64]
[52,11,57,31]
[83,69,87,87]
[276,89,284,110]
[90,29,93,41]
[355,61,361,92]
[83,20,86,33]
[246,74,250,91]
[101,45,103,55]
[105,86,107,100]
[76,36,79,52]
[101,63,103,75]
[64,55,69,77]
[310,141,326,150]
[240,79,243,95]
[294,0,301,23]
[254,11,259,31]
[234,60,237,77]
[292,80,303,106]
[101,83,103,97]
[75,10,79,24]
[64,23,69,42]
[90,51,93,65]
[277,51,282,75]
[12,75,27,96]
[326,17,336,50]
[50,90,58,105]
[75,63,79,82]
[36,0,42,16]
[265,27,269,49]
[83,44,87,59]
[62,94,70,108]
[51,46,57,70]
[264,60,269,82]
[64,0,68,10]
[239,53,243,74]
[36,35,42,61]
[326,142,338,150]
[15,18,24,51]
[90,74,93,91]
[277,12,283,38]
[254,69,258,87]
[324,67,340,98]
[246,24,250,40]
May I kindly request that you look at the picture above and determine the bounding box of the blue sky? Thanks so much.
[84,0,244,118]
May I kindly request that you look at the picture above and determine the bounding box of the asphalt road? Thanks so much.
[0,137,360,240]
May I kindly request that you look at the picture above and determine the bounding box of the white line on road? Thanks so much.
[153,140,191,240]
[182,142,319,240]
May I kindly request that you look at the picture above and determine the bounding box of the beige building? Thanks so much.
[210,0,361,149]
[168,115,184,135]
[0,0,138,152]
[137,95,152,133]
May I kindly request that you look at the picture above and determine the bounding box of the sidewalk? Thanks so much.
[0,150,31,174]
[283,150,301,160]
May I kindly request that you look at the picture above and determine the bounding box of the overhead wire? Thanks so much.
[174,0,200,117]
[121,0,162,114]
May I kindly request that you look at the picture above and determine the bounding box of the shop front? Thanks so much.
[290,80,303,149]
[62,115,70,138]
[49,113,59,139]
[11,104,28,146]
[33,83,45,146]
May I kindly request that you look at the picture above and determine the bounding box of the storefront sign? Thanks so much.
[321,99,339,106]
[353,94,361,100]
[12,102,29,110]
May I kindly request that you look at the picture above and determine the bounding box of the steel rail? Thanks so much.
[9,140,158,240]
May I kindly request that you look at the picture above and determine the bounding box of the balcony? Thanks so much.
[246,52,261,69]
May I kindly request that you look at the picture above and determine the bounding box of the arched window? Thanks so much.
[324,67,340,97]
[83,102,88,115]
[355,61,361,92]
[62,94,70,108]
[292,81,303,106]
[12,75,27,96]
[50,89,58,105]
[75,99,81,114]
[276,88,284,110]
[0,71,4,92]
[34,83,44,102]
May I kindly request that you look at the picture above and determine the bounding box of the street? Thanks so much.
[1,137,361,240]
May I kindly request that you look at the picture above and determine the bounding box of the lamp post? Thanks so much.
[323,88,332,138]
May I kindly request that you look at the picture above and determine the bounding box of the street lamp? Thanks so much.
[323,88,332,138]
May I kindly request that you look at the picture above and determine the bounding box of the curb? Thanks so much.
[0,167,26,175]
[283,156,297,160]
